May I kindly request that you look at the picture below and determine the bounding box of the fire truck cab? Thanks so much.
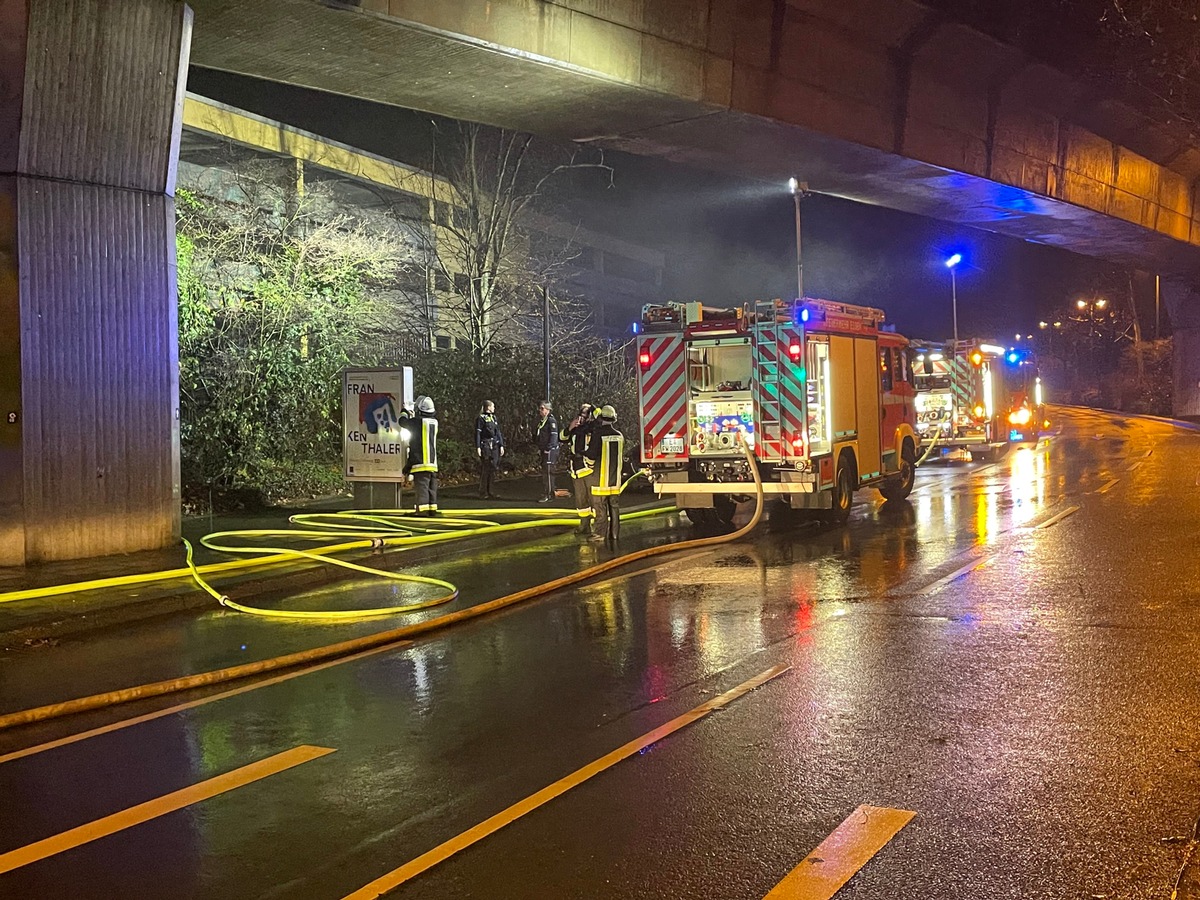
[636,298,919,527]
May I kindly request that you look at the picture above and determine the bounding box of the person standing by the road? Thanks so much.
[585,405,624,544]
[475,400,505,499]
[534,400,560,503]
[562,402,597,533]
[399,395,439,516]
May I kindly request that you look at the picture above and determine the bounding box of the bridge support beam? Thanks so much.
[1161,279,1200,420]
[0,0,191,565]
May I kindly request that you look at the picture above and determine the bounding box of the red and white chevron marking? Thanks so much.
[637,334,688,463]
[778,324,806,460]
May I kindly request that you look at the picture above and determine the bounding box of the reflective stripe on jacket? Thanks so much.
[588,424,624,496]
[400,413,438,474]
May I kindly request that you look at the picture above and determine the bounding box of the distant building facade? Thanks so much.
[178,95,662,350]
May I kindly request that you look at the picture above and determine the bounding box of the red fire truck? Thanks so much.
[636,298,919,527]
[910,339,1045,456]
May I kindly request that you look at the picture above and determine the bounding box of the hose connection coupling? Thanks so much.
[370,538,386,551]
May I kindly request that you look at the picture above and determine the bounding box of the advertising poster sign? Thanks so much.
[342,367,414,482]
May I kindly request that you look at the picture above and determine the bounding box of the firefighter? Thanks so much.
[561,403,597,534]
[585,405,624,544]
[399,395,439,516]
[474,400,505,499]
[534,400,560,502]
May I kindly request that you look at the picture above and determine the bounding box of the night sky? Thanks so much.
[188,67,1135,346]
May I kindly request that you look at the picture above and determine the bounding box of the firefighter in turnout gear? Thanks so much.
[585,405,624,544]
[399,395,439,516]
[561,403,597,534]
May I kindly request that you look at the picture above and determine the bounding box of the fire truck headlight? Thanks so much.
[973,404,985,419]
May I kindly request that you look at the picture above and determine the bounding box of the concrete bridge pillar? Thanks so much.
[0,0,191,565]
[1161,279,1200,420]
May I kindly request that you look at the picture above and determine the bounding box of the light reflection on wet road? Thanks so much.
[2,407,1200,898]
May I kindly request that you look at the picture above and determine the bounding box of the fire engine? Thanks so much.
[636,298,919,527]
[909,340,1046,457]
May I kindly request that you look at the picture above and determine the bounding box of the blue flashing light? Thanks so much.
[945,253,963,268]
[632,322,640,334]
[800,307,810,323]
[1007,351,1020,364]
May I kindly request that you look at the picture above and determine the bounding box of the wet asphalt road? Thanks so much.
[2,406,1200,899]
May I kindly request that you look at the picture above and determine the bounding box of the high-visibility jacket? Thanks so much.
[399,412,438,474]
[561,415,595,479]
[585,422,624,496]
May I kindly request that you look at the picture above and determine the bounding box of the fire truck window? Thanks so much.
[687,342,751,393]
[807,340,831,456]
[880,348,894,393]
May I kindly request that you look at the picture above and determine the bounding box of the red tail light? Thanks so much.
[788,343,802,361]
[638,351,651,368]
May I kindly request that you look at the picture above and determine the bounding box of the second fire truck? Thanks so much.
[909,339,1046,458]
[636,298,918,526]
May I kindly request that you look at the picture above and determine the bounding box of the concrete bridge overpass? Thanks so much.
[4,0,1200,565]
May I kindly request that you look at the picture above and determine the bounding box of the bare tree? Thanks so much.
[413,122,612,361]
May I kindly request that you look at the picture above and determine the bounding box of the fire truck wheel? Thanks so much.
[880,444,916,502]
[826,459,855,525]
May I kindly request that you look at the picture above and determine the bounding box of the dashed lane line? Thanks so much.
[1093,479,1119,495]
[911,555,995,598]
[1034,506,1080,529]
[0,744,334,875]
[1129,461,1144,473]
[340,665,791,899]
[763,805,916,900]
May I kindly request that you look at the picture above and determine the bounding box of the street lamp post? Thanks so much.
[789,177,808,300]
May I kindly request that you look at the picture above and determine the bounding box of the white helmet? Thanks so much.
[417,395,435,414]
[599,405,617,421]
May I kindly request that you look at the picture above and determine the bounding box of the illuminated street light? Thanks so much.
[1039,321,1048,329]
[788,177,808,299]
[945,252,963,425]
[1095,298,1107,309]
[1076,299,1087,309]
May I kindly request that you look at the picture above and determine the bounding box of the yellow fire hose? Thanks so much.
[0,452,763,729]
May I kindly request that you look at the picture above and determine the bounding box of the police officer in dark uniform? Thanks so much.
[474,400,505,499]
[534,400,560,502]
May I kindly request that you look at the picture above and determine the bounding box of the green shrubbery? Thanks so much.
[176,189,637,512]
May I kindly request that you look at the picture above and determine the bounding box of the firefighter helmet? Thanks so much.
[599,405,617,421]
[417,395,435,414]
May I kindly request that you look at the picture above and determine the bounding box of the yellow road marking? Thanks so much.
[341,665,791,899]
[1035,505,1079,529]
[0,744,333,874]
[0,644,401,766]
[764,805,915,899]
